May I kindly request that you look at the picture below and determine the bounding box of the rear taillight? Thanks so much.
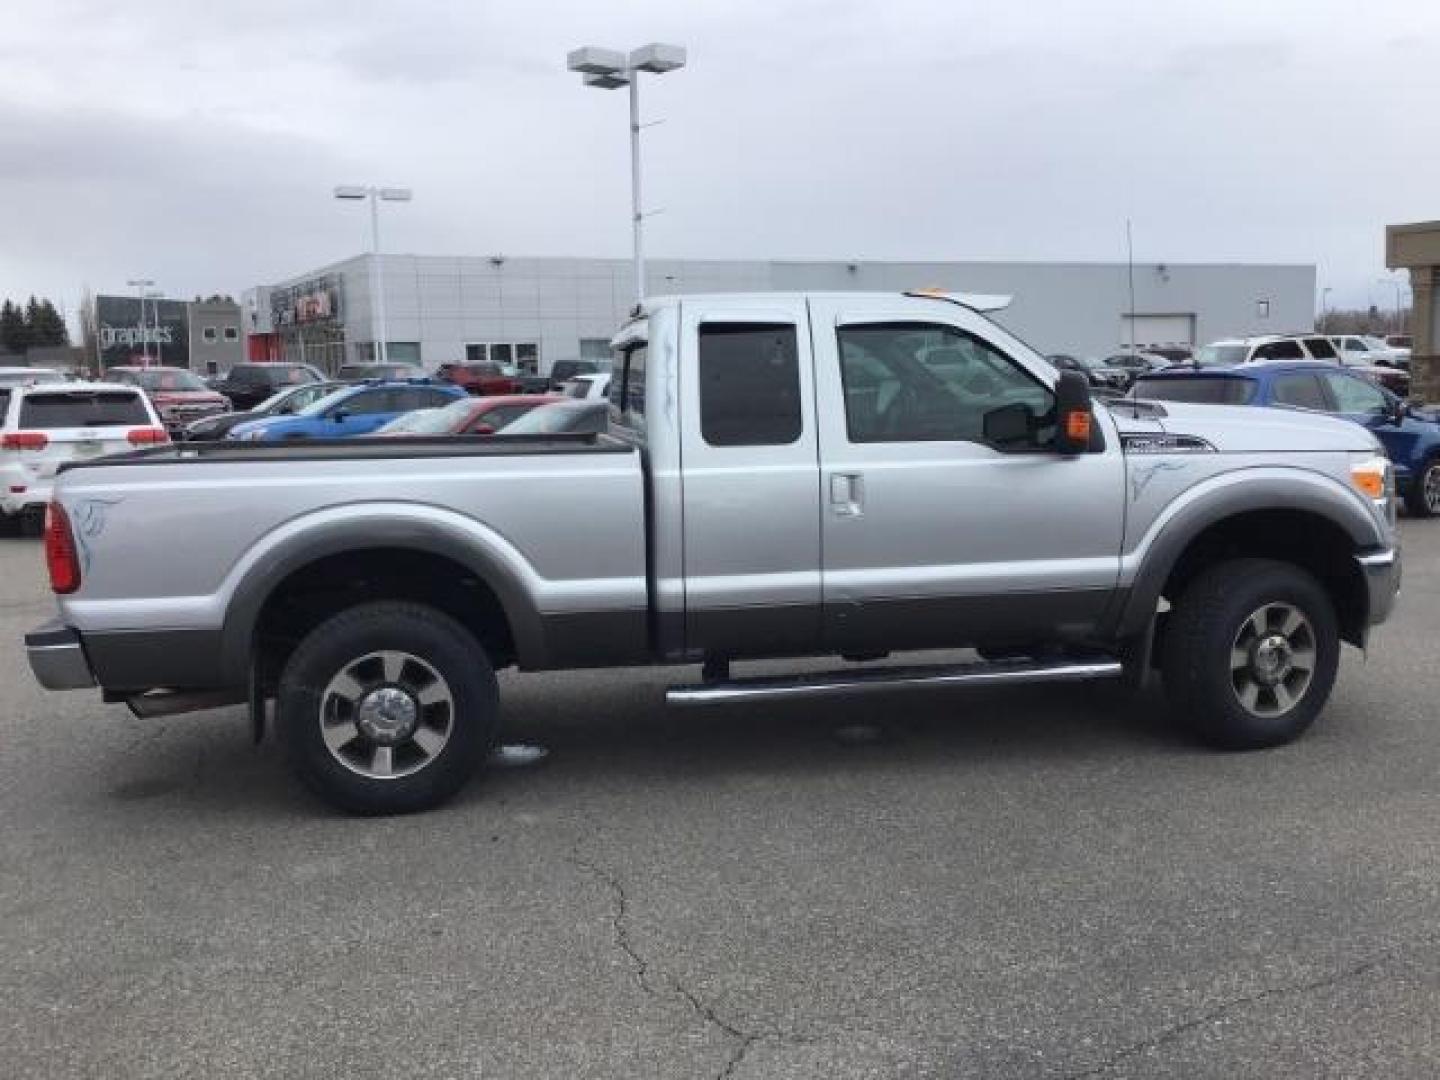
[2,431,48,450]
[44,502,81,594]
[126,427,169,446]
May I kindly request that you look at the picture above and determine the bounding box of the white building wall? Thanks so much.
[269,255,1315,374]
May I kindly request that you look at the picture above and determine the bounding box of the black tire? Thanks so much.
[1404,457,1440,518]
[1161,558,1339,750]
[276,601,498,814]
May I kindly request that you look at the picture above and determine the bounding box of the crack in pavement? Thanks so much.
[1062,954,1391,1079]
[567,850,794,1080]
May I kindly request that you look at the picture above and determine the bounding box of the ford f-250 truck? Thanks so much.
[26,291,1401,814]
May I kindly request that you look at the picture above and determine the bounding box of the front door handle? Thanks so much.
[829,472,864,516]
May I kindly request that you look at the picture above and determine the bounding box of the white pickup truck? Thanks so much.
[26,291,1400,813]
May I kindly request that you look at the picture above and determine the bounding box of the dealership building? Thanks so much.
[244,255,1316,376]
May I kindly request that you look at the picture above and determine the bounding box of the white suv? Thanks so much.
[1,381,166,529]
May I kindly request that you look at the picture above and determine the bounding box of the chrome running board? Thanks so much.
[667,657,1123,707]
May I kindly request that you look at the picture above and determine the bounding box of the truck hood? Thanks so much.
[1108,400,1380,454]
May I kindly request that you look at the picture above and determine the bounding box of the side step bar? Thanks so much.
[667,657,1123,707]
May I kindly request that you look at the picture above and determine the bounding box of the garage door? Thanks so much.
[1122,314,1195,347]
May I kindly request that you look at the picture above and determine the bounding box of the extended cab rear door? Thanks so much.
[808,296,1126,652]
[677,297,822,657]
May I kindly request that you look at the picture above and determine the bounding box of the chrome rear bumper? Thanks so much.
[25,620,95,690]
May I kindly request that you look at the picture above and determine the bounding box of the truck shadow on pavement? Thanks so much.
[92,676,1195,818]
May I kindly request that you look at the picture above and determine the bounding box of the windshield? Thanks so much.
[255,382,336,413]
[1194,344,1248,367]
[133,369,208,391]
[499,402,591,434]
[380,400,473,434]
[297,387,357,417]
[1133,376,1257,405]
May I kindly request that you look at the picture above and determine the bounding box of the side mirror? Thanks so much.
[473,423,496,435]
[1052,371,1095,455]
[331,409,349,423]
[982,401,1033,447]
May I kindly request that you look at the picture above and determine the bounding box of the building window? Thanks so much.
[223,327,239,341]
[580,338,611,362]
[1256,300,1271,319]
[202,327,218,343]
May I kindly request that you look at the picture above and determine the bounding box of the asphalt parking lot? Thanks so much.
[1,527,1438,1079]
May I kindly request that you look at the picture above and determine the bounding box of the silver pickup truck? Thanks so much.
[27,291,1400,813]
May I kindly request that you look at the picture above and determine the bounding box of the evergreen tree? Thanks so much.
[32,299,69,346]
[0,300,28,354]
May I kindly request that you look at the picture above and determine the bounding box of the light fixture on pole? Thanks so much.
[126,278,155,365]
[335,185,413,366]
[567,42,686,306]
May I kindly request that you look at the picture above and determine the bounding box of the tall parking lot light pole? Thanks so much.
[567,43,686,307]
[126,278,154,365]
[1377,274,1407,333]
[335,185,413,366]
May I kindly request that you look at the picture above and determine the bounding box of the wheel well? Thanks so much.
[252,547,516,693]
[1162,510,1368,646]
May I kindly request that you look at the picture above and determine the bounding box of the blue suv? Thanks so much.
[228,380,465,441]
[1135,360,1440,517]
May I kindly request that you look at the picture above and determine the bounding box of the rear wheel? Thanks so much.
[1404,457,1440,518]
[1162,558,1339,749]
[277,601,498,814]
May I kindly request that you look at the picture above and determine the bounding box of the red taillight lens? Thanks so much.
[126,427,169,445]
[2,431,49,450]
[44,502,81,594]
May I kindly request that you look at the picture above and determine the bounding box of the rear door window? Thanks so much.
[1271,373,1329,411]
[18,391,150,428]
[1303,337,1339,360]
[1133,377,1256,405]
[698,324,802,447]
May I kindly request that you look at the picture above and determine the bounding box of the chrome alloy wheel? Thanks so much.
[1425,464,1440,514]
[319,650,454,779]
[1230,603,1316,718]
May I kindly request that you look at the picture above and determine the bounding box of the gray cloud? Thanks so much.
[2,0,1438,323]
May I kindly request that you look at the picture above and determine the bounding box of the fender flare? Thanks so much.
[217,503,547,684]
[1111,468,1387,638]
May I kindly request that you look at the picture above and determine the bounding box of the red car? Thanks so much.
[103,366,231,433]
[435,361,523,396]
[375,394,562,436]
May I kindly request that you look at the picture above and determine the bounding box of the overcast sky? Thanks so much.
[2,0,1436,326]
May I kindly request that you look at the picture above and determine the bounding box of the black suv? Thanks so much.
[211,363,324,411]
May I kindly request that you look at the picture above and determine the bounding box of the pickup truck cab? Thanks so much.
[27,292,1400,814]
[227,380,465,440]
[1134,360,1440,517]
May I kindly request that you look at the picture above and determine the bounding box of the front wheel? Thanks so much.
[1404,458,1440,518]
[276,601,498,814]
[1161,558,1340,750]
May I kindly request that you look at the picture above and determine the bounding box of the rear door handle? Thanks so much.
[829,472,864,516]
